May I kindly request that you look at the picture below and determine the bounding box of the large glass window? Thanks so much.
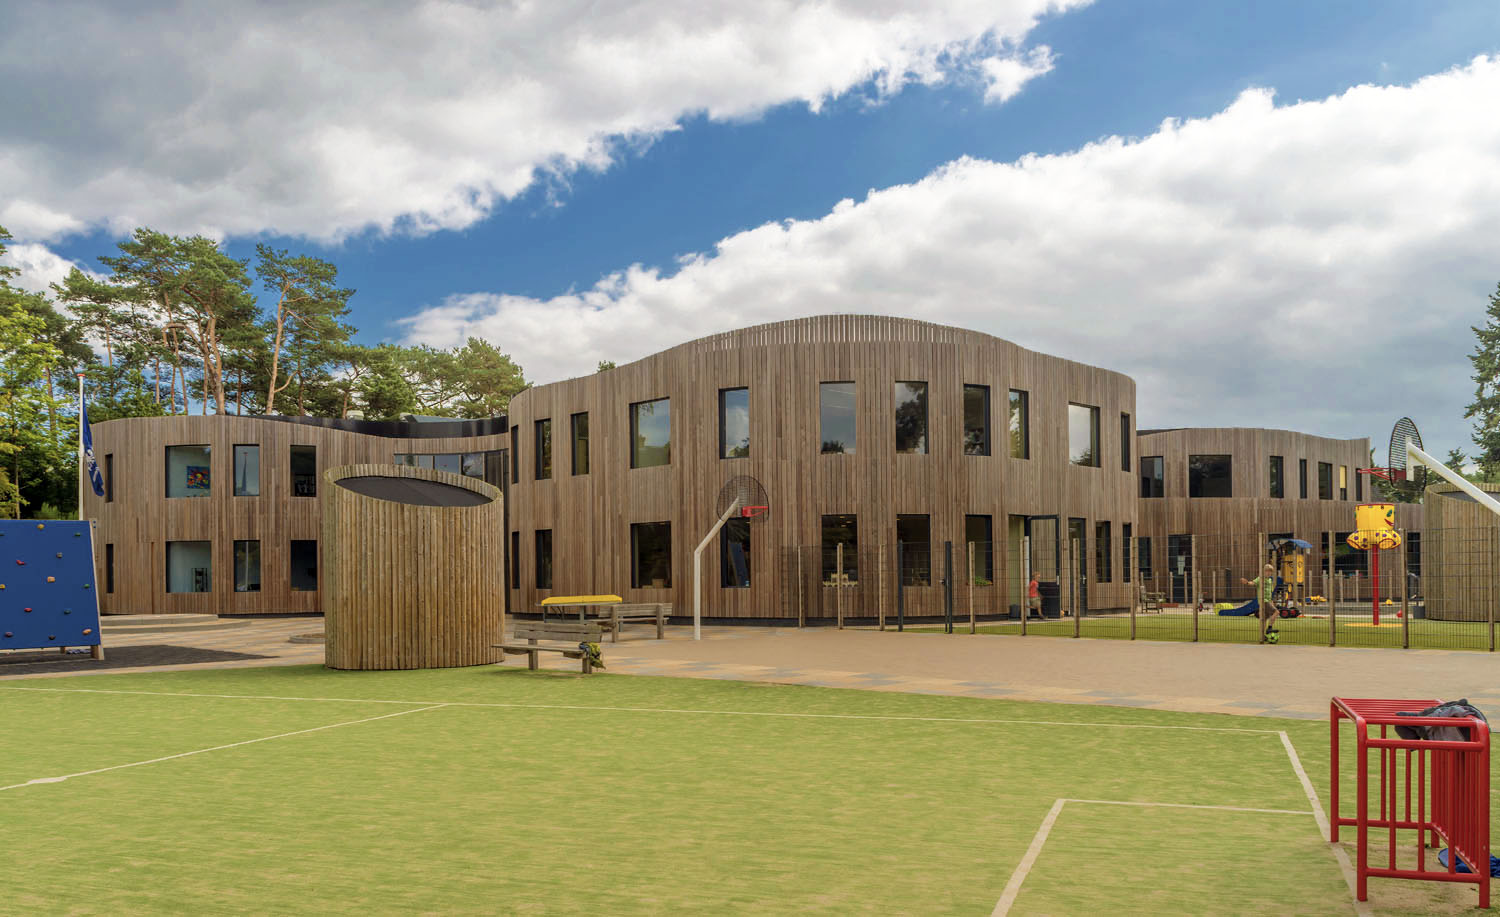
[290,540,318,591]
[1188,454,1232,498]
[963,385,990,456]
[1122,523,1132,584]
[1008,390,1029,459]
[233,445,259,496]
[720,388,750,459]
[462,452,485,479]
[166,540,211,593]
[1095,521,1112,583]
[535,419,552,479]
[821,514,858,583]
[535,530,553,590]
[894,382,928,454]
[104,454,114,502]
[720,518,751,588]
[234,540,261,592]
[1300,458,1308,498]
[966,514,993,585]
[415,454,435,469]
[1068,404,1099,467]
[896,514,931,586]
[509,531,520,589]
[105,543,114,593]
[1140,456,1164,498]
[165,445,212,498]
[1339,465,1348,500]
[1356,470,1363,502]
[1318,462,1333,500]
[291,445,316,497]
[572,412,590,475]
[434,453,460,475]
[631,522,672,588]
[510,427,519,484]
[1120,413,1131,471]
[820,382,856,454]
[630,398,671,468]
[1269,455,1284,498]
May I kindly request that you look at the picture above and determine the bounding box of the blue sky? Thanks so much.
[4,0,1499,452]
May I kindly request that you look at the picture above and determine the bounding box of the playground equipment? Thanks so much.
[1346,503,1402,625]
[692,475,769,640]
[0,520,104,659]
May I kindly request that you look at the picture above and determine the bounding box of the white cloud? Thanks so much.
[0,0,1081,244]
[400,57,1500,456]
[980,45,1056,103]
[0,242,85,297]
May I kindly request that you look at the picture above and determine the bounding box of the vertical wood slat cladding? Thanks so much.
[506,315,1138,618]
[323,465,503,669]
[1135,428,1423,588]
[80,416,508,615]
[1422,482,1500,622]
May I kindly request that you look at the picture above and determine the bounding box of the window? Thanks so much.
[462,452,484,479]
[1188,454,1232,497]
[820,382,856,454]
[165,445,212,498]
[894,382,928,454]
[509,531,520,589]
[105,543,114,593]
[1137,536,1153,582]
[166,540,211,593]
[234,540,261,593]
[896,514,930,586]
[963,385,990,456]
[1140,456,1164,498]
[1269,455,1284,498]
[290,445,316,497]
[1095,521,1112,583]
[104,454,114,503]
[510,427,519,484]
[535,530,553,590]
[821,514,858,583]
[631,522,672,588]
[394,453,413,466]
[719,388,749,458]
[1008,390,1029,459]
[1300,459,1309,499]
[231,445,259,496]
[966,515,993,585]
[720,518,751,588]
[434,453,460,475]
[1068,403,1099,467]
[1356,470,1363,502]
[535,419,552,479]
[1339,465,1348,501]
[1120,413,1131,471]
[290,540,318,591]
[630,398,671,468]
[1324,532,1369,576]
[571,412,590,475]
[413,454,435,469]
[1122,523,1132,584]
[1318,462,1333,500]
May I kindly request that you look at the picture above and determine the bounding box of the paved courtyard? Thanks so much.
[5,615,1500,719]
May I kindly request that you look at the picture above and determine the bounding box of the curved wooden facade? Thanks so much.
[323,465,504,669]
[1420,482,1500,622]
[80,414,509,615]
[505,315,1139,618]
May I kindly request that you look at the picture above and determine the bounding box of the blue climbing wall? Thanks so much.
[0,520,103,650]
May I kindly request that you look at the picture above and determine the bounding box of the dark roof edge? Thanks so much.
[258,413,509,439]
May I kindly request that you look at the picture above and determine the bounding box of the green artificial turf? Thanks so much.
[0,665,1489,915]
[915,613,1494,650]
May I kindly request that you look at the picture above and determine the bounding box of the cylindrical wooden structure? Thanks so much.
[323,464,504,670]
[1423,482,1500,622]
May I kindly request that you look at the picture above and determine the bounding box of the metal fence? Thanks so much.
[779,527,1500,651]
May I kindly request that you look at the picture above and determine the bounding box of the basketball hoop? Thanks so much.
[740,505,769,520]
[695,475,770,640]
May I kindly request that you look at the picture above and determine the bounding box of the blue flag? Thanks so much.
[81,394,104,497]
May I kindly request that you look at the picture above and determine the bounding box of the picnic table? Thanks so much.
[539,594,622,623]
[537,595,670,641]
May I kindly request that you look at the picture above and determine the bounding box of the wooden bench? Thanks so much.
[598,603,671,642]
[1141,591,1165,614]
[494,620,604,673]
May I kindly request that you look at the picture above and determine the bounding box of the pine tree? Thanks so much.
[1465,280,1500,479]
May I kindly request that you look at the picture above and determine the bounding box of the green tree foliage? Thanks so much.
[0,277,68,518]
[1465,280,1500,480]
[254,245,354,415]
[597,360,617,372]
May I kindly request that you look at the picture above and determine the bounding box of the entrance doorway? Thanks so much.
[1167,534,1193,603]
[1068,518,1087,612]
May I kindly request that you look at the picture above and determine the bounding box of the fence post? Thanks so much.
[1191,534,1199,643]
[1400,528,1409,650]
[1328,531,1337,647]
[1130,582,1137,640]
[1490,528,1496,653]
[797,548,805,629]
[1019,536,1028,637]
[836,542,844,630]
[944,541,954,635]
[878,543,886,632]
[896,542,905,632]
[967,540,976,634]
[1072,539,1081,639]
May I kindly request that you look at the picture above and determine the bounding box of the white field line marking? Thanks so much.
[992,797,1314,917]
[0,704,446,793]
[1279,731,1373,917]
[0,686,1285,734]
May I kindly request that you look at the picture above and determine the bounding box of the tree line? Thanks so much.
[1,225,527,517]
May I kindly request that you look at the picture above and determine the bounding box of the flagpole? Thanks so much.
[77,373,86,522]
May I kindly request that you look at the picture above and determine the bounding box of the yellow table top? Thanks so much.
[539,594,623,606]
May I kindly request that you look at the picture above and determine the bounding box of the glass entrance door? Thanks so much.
[1068,518,1087,613]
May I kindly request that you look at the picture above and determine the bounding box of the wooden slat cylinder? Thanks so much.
[1422,481,1500,622]
[323,464,504,669]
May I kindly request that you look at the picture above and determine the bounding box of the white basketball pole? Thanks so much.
[1407,439,1500,520]
[692,499,741,641]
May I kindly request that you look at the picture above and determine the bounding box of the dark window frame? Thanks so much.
[290,445,317,498]
[1096,521,1112,583]
[719,387,750,459]
[534,418,552,480]
[1299,458,1309,499]
[893,381,929,455]
[571,412,590,475]
[629,397,672,469]
[966,514,994,586]
[233,444,259,497]
[819,381,857,455]
[289,539,318,591]
[233,539,261,593]
[509,531,520,589]
[1120,413,1131,472]
[1008,389,1030,459]
[1068,403,1100,468]
[1140,456,1164,498]
[535,529,553,590]
[720,518,751,588]
[105,543,114,593]
[1269,455,1284,499]
[1188,454,1233,498]
[896,514,931,586]
[165,444,212,499]
[104,453,114,503]
[1122,523,1132,584]
[1318,462,1333,500]
[820,513,859,582]
[630,521,673,588]
[963,384,991,456]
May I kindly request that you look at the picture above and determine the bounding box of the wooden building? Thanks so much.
[1420,481,1500,622]
[1134,428,1423,602]
[80,414,508,615]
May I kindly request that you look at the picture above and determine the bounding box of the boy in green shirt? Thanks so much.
[1241,564,1280,642]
